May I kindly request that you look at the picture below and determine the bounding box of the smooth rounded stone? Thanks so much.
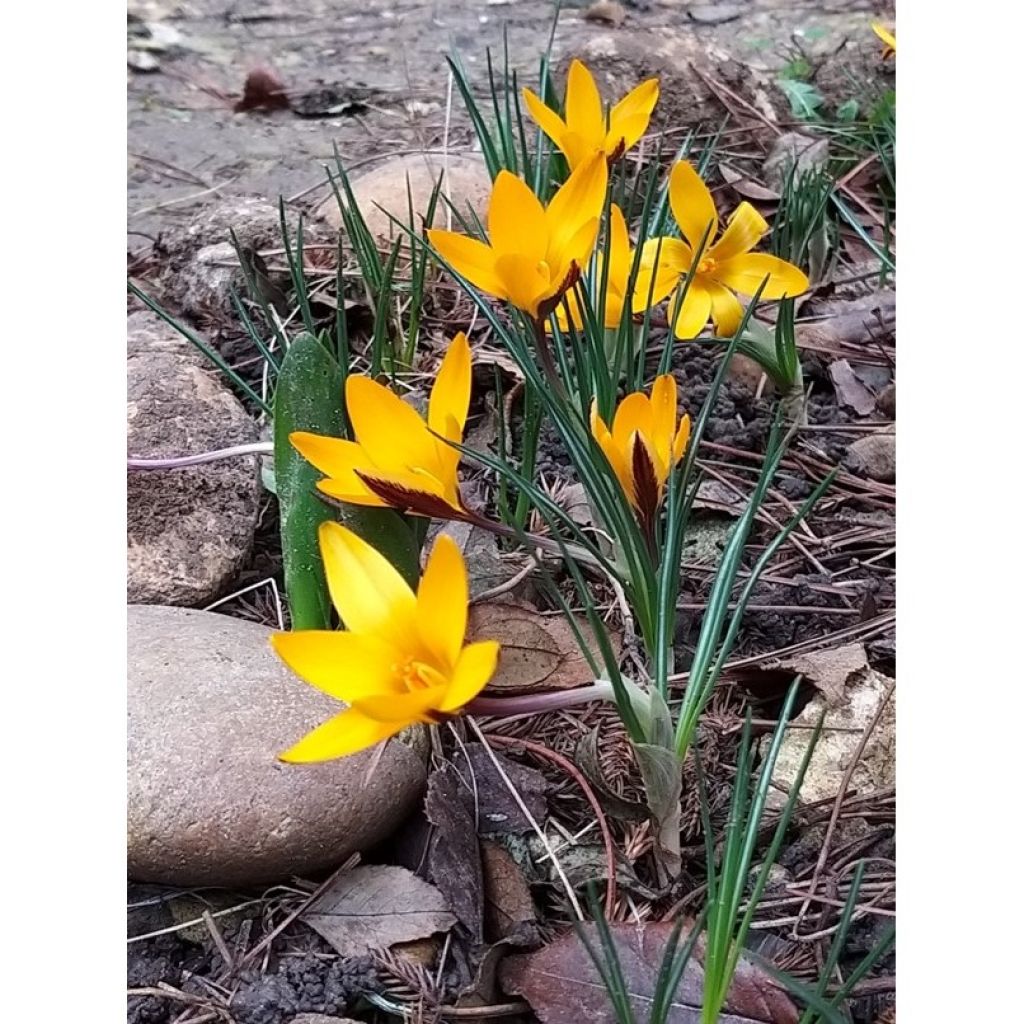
[127,350,260,606]
[844,430,896,483]
[128,605,429,885]
[316,152,493,240]
[876,383,896,419]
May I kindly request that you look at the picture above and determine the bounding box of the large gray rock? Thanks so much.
[316,152,493,241]
[128,605,428,885]
[127,349,260,606]
[127,309,203,365]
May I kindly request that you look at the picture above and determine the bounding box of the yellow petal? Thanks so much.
[290,432,379,495]
[488,171,548,262]
[522,87,569,150]
[559,130,600,171]
[440,640,500,712]
[279,706,404,762]
[316,479,387,507]
[428,229,507,299]
[591,401,633,502]
[565,59,605,147]
[612,392,654,452]
[428,332,471,438]
[709,202,769,261]
[551,217,601,288]
[608,78,659,148]
[355,682,450,723]
[493,252,553,316]
[672,413,692,464]
[704,279,745,337]
[318,520,417,644]
[545,154,608,271]
[270,630,400,701]
[872,22,896,54]
[649,374,678,464]
[634,237,689,312]
[712,254,809,300]
[416,534,468,671]
[667,282,713,340]
[606,204,631,292]
[347,376,441,476]
[668,161,718,257]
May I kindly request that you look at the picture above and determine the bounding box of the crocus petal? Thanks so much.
[612,393,654,452]
[872,23,896,54]
[649,374,678,466]
[545,154,608,271]
[290,432,381,497]
[549,217,600,289]
[428,332,471,438]
[315,479,387,507]
[347,376,441,476]
[270,631,400,701]
[522,87,570,150]
[428,229,507,299]
[559,130,600,171]
[712,253,809,300]
[667,282,713,340]
[591,401,632,501]
[606,204,631,291]
[488,171,548,263]
[441,640,500,712]
[668,161,718,256]
[493,252,553,316]
[608,78,659,148]
[709,202,769,262]
[318,520,417,643]
[355,682,450,723]
[280,707,405,762]
[634,237,690,311]
[565,59,605,148]
[672,414,692,464]
[416,534,468,672]
[704,279,745,337]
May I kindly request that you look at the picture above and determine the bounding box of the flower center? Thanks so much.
[696,255,717,275]
[396,658,446,692]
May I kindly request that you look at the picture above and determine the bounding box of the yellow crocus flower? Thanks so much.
[872,22,896,59]
[639,161,809,340]
[273,524,500,761]
[590,374,691,519]
[555,203,635,332]
[290,333,471,519]
[523,59,659,170]
[427,154,608,320]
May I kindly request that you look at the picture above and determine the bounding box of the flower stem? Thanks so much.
[466,679,616,717]
[127,441,273,470]
[530,315,567,401]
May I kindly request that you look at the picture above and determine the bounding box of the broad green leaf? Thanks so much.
[274,333,420,629]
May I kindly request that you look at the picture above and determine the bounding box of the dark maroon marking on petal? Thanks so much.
[606,137,626,166]
[536,261,583,321]
[356,471,466,521]
[630,434,662,550]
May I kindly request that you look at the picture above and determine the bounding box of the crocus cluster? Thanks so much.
[273,58,813,762]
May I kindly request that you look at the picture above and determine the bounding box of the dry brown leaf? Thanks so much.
[301,865,456,957]
[718,164,782,202]
[501,922,799,1023]
[234,67,290,112]
[829,359,877,416]
[481,840,539,945]
[469,601,619,693]
[766,642,869,704]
